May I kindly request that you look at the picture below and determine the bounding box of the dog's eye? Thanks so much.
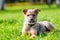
[27,15,29,16]
[33,15,36,16]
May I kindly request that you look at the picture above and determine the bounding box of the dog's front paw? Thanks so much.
[21,34,24,37]
[30,35,36,39]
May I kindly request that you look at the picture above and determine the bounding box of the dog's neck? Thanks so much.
[28,23,36,27]
[24,21,36,27]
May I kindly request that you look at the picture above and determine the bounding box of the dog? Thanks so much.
[21,9,54,38]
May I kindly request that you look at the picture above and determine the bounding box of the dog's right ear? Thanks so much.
[23,9,27,14]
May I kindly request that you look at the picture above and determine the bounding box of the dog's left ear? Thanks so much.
[23,9,28,14]
[34,9,40,14]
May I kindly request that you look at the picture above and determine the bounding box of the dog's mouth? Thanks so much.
[28,23,35,24]
[29,20,35,23]
[28,20,36,25]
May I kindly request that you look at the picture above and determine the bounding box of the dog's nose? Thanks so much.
[31,19,33,21]
[30,19,34,22]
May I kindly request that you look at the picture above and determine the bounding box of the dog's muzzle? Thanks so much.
[29,19,35,23]
[28,19,36,26]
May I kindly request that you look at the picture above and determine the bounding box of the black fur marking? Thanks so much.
[45,26,50,32]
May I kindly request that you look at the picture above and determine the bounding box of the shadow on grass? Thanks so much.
[55,29,60,33]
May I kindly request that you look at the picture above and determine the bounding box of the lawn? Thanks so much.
[0,5,60,40]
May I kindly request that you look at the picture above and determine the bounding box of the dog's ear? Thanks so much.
[23,9,27,14]
[34,9,40,14]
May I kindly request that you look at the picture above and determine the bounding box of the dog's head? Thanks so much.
[23,9,40,25]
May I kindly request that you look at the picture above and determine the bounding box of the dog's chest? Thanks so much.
[28,23,41,30]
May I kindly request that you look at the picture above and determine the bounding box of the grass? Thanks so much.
[0,4,60,40]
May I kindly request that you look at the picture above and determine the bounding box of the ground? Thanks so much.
[0,4,60,40]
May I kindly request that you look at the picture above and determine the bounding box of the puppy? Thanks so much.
[21,9,54,38]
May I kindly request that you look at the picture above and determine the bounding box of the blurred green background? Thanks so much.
[0,0,60,40]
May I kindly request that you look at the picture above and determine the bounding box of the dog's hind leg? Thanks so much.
[41,21,54,33]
